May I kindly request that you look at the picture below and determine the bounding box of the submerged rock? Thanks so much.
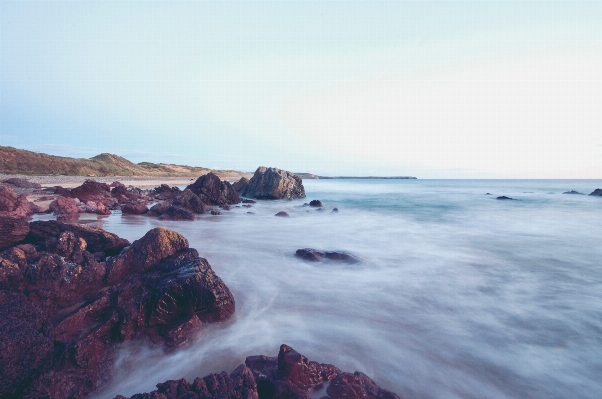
[562,190,583,195]
[114,344,400,399]
[295,248,360,264]
[309,200,322,207]
[496,196,514,200]
[589,188,602,196]
[0,222,234,399]
[238,167,305,200]
[275,211,289,217]
[332,208,339,212]
[157,206,195,221]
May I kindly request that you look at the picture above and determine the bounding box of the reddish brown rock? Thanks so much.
[49,196,80,220]
[157,206,195,221]
[71,179,117,207]
[0,222,235,399]
[121,202,149,215]
[153,184,181,200]
[0,216,29,249]
[233,177,250,192]
[115,345,400,399]
[0,183,40,218]
[186,172,240,206]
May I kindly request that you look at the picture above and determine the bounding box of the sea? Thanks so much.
[72,179,602,399]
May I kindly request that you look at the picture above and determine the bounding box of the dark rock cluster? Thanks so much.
[236,167,305,200]
[0,221,235,399]
[295,248,360,264]
[114,344,400,399]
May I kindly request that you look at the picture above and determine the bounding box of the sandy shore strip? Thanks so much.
[0,174,208,189]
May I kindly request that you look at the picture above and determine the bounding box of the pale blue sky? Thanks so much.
[1,1,601,177]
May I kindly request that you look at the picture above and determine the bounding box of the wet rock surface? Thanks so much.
[295,249,360,264]
[237,167,305,200]
[0,222,234,399]
[114,345,400,399]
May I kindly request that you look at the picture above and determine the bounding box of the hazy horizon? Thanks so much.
[1,1,601,179]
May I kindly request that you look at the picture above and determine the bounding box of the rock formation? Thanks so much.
[0,222,235,399]
[186,172,240,206]
[0,216,29,249]
[48,196,80,220]
[0,183,40,218]
[121,202,149,215]
[295,249,360,264]
[113,344,400,399]
[589,188,602,196]
[70,179,118,207]
[237,167,305,200]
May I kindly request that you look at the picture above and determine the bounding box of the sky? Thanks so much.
[1,1,601,178]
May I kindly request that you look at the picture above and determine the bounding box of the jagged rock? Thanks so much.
[496,196,513,200]
[275,211,289,217]
[233,177,250,192]
[0,223,234,399]
[309,200,322,207]
[295,249,359,264]
[153,184,181,200]
[562,190,583,195]
[186,173,240,206]
[48,196,80,220]
[121,202,149,215]
[327,372,401,399]
[0,216,29,249]
[589,188,602,196]
[238,167,305,200]
[2,178,42,189]
[70,180,117,207]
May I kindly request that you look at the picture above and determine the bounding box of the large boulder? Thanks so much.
[186,173,240,205]
[48,196,80,220]
[114,345,401,399]
[169,189,206,214]
[0,222,235,399]
[238,167,305,200]
[121,202,149,215]
[589,188,602,196]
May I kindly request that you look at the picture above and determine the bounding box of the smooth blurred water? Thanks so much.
[88,180,602,399]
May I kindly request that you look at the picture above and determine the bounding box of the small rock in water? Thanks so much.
[296,248,324,262]
[241,199,256,204]
[496,196,514,200]
[332,208,339,212]
[296,248,360,264]
[485,193,492,195]
[589,188,602,196]
[315,207,325,211]
[563,190,583,195]
[210,209,221,215]
[309,200,323,207]
[275,211,289,217]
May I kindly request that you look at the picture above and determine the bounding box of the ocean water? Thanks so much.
[83,179,602,399]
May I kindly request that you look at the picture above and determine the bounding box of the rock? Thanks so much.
[114,344,400,399]
[0,222,234,399]
[332,208,339,212]
[275,211,289,217]
[589,188,602,196]
[0,184,38,218]
[220,205,233,210]
[211,210,222,215]
[157,206,195,221]
[309,200,322,207]
[121,202,149,215]
[562,190,583,195]
[327,372,401,399]
[0,216,29,249]
[242,199,256,204]
[296,249,359,264]
[2,178,42,189]
[233,177,250,192]
[170,189,206,214]
[48,196,80,220]
[82,200,111,215]
[485,193,492,195]
[496,196,514,200]
[153,184,181,200]
[238,167,305,200]
[186,173,240,206]
[111,185,141,202]
[295,248,323,262]
[114,365,258,399]
[71,179,117,207]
